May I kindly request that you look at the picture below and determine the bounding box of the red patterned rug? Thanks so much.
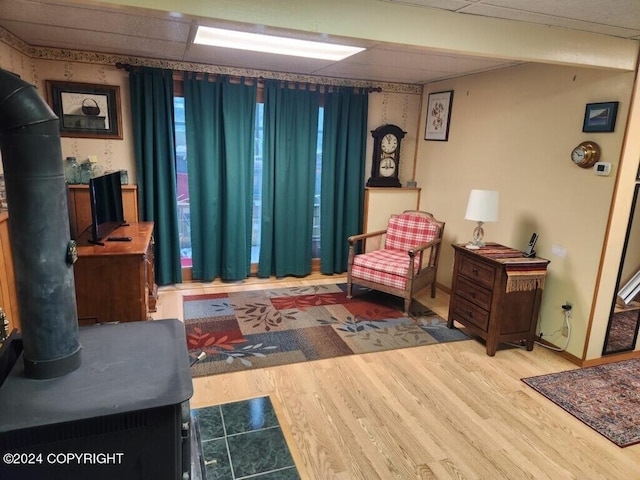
[522,359,640,447]
[183,283,469,377]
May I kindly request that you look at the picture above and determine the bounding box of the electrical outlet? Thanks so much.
[552,244,568,258]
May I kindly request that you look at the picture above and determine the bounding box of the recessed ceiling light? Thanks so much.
[194,26,365,61]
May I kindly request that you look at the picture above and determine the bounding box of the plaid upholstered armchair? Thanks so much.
[347,211,445,314]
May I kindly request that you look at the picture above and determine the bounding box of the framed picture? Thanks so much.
[46,80,122,139]
[582,101,618,133]
[424,90,453,141]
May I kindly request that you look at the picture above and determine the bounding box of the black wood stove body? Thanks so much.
[0,319,193,480]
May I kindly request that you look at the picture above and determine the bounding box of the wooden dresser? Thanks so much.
[448,243,550,356]
[73,222,157,325]
[0,213,19,333]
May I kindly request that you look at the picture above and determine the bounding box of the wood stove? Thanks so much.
[0,319,193,480]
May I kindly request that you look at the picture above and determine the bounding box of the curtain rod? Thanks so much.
[116,62,383,92]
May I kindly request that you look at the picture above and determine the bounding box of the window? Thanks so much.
[313,108,323,257]
[252,103,264,263]
[174,98,323,268]
[173,97,191,267]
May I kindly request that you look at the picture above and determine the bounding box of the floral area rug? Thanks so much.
[184,283,469,377]
[522,358,640,447]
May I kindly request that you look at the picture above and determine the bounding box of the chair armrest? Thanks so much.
[348,229,387,266]
[408,237,442,271]
[408,237,442,256]
[348,229,387,245]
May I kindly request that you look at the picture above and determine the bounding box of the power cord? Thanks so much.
[507,304,571,352]
[535,304,571,352]
[190,351,206,367]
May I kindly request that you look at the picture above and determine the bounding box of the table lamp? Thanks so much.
[465,189,499,249]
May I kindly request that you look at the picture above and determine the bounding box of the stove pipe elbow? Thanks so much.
[0,68,81,379]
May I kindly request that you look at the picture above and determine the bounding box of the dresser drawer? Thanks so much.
[458,255,496,289]
[456,276,492,311]
[451,295,490,331]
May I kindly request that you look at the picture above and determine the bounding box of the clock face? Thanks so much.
[381,134,398,154]
[571,141,600,168]
[571,147,586,163]
[379,157,396,177]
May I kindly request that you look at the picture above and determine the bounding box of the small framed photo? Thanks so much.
[582,101,618,133]
[425,90,453,141]
[46,80,122,139]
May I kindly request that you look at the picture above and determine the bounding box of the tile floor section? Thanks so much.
[191,396,300,480]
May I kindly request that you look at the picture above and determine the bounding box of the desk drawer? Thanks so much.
[456,276,492,311]
[458,256,496,289]
[451,295,490,331]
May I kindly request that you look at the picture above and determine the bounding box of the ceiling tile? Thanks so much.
[318,59,451,84]
[2,20,188,59]
[346,47,447,72]
[386,0,473,10]
[372,45,516,72]
[480,0,640,30]
[462,2,640,38]
[0,0,192,42]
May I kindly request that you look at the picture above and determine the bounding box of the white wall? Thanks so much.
[415,63,636,360]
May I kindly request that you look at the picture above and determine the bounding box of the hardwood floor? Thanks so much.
[153,275,640,479]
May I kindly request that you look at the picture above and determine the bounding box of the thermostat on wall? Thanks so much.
[594,162,611,176]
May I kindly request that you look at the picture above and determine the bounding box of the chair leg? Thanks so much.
[404,297,411,315]
[431,283,436,298]
[347,282,352,299]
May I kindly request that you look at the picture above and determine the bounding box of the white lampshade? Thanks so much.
[465,189,499,223]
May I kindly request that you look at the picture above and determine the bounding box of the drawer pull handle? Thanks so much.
[466,310,473,317]
[470,291,476,298]
[472,268,479,275]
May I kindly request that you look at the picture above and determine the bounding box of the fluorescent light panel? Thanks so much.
[194,26,365,61]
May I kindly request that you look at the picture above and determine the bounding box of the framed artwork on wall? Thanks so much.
[424,90,453,141]
[582,101,619,133]
[46,80,122,139]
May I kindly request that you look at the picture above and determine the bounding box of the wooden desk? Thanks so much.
[448,243,549,356]
[73,222,157,325]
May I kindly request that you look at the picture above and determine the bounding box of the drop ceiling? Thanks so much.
[0,0,639,85]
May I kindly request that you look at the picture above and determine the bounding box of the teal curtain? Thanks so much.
[184,74,256,281]
[129,67,182,285]
[320,88,369,274]
[259,80,320,277]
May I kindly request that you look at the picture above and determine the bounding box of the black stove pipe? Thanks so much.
[0,68,81,379]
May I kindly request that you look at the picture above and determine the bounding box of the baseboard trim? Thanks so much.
[581,349,640,367]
